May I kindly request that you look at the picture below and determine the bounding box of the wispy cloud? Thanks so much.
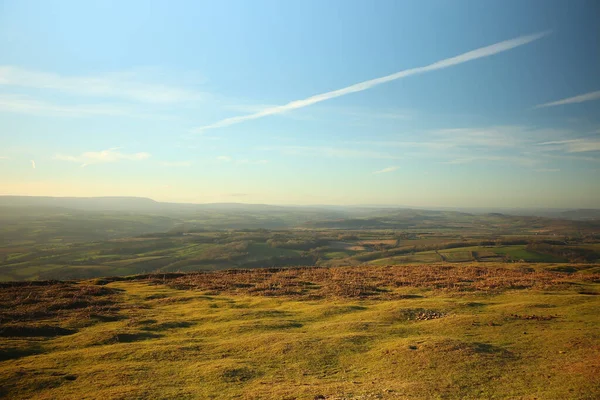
[539,138,600,153]
[535,90,600,108]
[54,148,150,167]
[159,161,193,167]
[358,126,567,160]
[216,155,268,165]
[0,156,9,160]
[268,145,400,160]
[373,166,400,174]
[0,66,202,104]
[193,32,548,132]
[534,168,560,172]
[441,155,539,167]
[432,126,528,148]
[0,94,135,118]
[356,125,597,167]
[30,160,36,169]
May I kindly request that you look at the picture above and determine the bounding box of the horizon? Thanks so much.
[0,194,596,212]
[1,0,599,207]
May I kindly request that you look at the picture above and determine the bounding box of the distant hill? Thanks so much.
[0,196,159,212]
[1,196,598,220]
[556,209,600,221]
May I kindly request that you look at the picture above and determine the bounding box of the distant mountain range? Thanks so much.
[0,196,598,220]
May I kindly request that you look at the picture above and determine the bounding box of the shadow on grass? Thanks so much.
[0,346,43,361]
[0,325,76,337]
[140,321,196,331]
[98,332,163,344]
[221,367,260,383]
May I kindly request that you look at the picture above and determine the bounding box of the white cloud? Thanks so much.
[193,31,548,132]
[357,126,569,165]
[535,90,600,108]
[159,161,193,167]
[534,168,560,172]
[356,125,597,167]
[0,94,134,118]
[217,155,232,162]
[354,140,453,150]
[270,145,399,159]
[539,138,600,153]
[0,156,9,160]
[54,148,151,167]
[432,126,527,148]
[441,155,539,167]
[0,66,202,104]
[373,166,400,174]
[30,160,36,169]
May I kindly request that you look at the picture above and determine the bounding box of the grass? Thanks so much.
[246,243,301,258]
[2,227,599,281]
[1,263,599,399]
[367,245,572,266]
[491,246,566,262]
[439,250,474,262]
[369,252,443,265]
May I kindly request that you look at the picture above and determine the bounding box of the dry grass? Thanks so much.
[0,282,124,336]
[0,264,599,399]
[121,264,600,299]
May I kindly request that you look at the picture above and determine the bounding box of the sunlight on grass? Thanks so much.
[1,264,599,399]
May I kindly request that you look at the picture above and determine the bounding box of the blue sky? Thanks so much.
[1,0,599,207]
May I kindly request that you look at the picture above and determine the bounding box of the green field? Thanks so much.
[1,264,599,399]
[367,245,575,266]
[2,232,600,281]
[1,201,599,281]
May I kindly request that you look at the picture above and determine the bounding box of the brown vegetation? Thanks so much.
[114,264,600,299]
[0,282,124,338]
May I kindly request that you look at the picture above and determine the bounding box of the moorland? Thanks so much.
[0,196,599,399]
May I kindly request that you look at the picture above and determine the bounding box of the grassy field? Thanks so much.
[3,227,600,281]
[2,201,600,281]
[1,263,599,399]
[367,245,575,266]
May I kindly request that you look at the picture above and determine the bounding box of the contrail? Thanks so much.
[193,31,550,132]
[535,90,600,108]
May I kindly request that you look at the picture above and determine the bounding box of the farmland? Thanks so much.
[1,227,600,281]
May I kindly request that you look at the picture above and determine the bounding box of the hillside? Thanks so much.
[1,263,599,399]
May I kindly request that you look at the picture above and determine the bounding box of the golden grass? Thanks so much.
[140,263,600,299]
[0,263,599,399]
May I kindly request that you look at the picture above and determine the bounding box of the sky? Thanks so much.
[0,0,599,208]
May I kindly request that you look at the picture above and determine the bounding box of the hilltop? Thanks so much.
[1,263,599,399]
